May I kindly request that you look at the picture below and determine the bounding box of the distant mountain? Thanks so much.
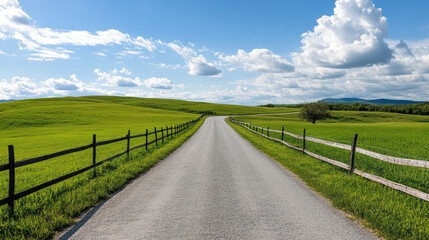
[0,99,14,103]
[320,98,425,105]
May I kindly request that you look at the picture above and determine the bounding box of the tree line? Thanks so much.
[325,102,429,115]
[261,102,429,115]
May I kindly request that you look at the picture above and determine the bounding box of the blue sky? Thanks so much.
[1,0,429,105]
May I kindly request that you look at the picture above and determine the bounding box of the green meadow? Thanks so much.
[228,118,429,240]
[235,111,429,160]
[234,112,429,194]
[0,96,294,239]
[0,97,202,239]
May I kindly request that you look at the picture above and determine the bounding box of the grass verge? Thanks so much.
[227,118,429,240]
[0,117,206,240]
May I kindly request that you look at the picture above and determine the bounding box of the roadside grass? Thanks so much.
[227,118,429,240]
[0,113,206,240]
[0,98,198,200]
[82,96,297,115]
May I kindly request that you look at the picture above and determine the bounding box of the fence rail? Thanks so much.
[1,115,203,215]
[230,118,429,203]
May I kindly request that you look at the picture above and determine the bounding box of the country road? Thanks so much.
[58,116,377,240]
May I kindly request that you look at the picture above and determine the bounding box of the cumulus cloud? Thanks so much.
[0,0,156,60]
[0,76,47,99]
[94,68,141,87]
[245,40,429,103]
[94,68,179,90]
[44,74,82,91]
[143,77,173,89]
[187,55,223,76]
[168,42,223,76]
[294,0,393,68]
[220,49,294,73]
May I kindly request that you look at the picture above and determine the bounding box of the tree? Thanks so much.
[299,102,330,124]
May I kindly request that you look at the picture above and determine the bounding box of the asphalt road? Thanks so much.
[58,116,377,240]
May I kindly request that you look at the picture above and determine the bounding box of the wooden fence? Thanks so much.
[230,118,429,202]
[0,115,203,215]
[241,122,428,168]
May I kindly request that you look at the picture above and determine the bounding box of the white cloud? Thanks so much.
[119,67,132,75]
[28,48,71,61]
[94,68,141,87]
[0,49,5,55]
[44,74,82,91]
[94,52,106,57]
[0,76,47,99]
[187,55,223,76]
[133,36,157,52]
[221,49,294,73]
[294,0,392,68]
[168,42,223,76]
[117,50,144,56]
[143,77,173,89]
[0,0,157,60]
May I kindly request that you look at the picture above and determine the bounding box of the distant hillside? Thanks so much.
[0,99,14,103]
[83,96,296,115]
[320,98,425,105]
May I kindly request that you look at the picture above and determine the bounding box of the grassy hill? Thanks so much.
[82,96,296,115]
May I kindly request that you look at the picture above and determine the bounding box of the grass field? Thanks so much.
[0,97,205,239]
[0,96,295,239]
[234,111,429,194]
[227,118,429,240]
[83,96,297,115]
[235,111,429,160]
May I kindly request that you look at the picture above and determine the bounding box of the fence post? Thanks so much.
[170,125,173,138]
[127,130,130,157]
[8,145,15,216]
[161,127,164,144]
[145,129,148,150]
[281,126,284,141]
[348,134,359,175]
[92,134,96,176]
[303,129,306,154]
[155,127,158,146]
[267,127,269,137]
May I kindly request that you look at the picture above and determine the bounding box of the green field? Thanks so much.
[235,111,429,160]
[228,118,429,240]
[0,97,206,239]
[0,96,295,239]
[234,112,429,195]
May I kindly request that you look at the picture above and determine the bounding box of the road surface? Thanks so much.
[58,116,377,240]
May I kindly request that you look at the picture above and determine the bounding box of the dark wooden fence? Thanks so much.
[230,117,429,202]
[0,115,203,215]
